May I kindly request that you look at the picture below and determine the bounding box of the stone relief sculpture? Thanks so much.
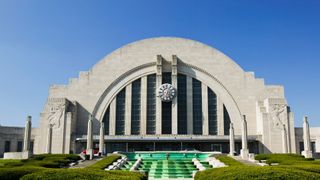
[48,103,66,129]
[270,104,286,129]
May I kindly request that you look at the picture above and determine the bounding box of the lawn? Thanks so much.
[195,154,320,180]
[0,154,146,180]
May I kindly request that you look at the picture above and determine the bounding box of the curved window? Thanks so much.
[103,107,110,135]
[223,105,231,135]
[193,78,202,135]
[131,79,141,135]
[115,88,126,135]
[208,88,217,135]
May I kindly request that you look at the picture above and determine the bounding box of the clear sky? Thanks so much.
[0,0,319,127]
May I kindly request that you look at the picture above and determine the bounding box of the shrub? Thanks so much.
[291,164,320,174]
[0,154,81,169]
[21,169,146,180]
[195,166,320,180]
[86,155,121,170]
[0,167,45,180]
[215,155,244,167]
[254,153,314,165]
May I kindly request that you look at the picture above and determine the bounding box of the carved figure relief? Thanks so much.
[270,104,286,129]
[48,103,66,129]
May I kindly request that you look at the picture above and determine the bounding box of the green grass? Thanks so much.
[0,154,80,168]
[195,166,320,180]
[255,153,318,165]
[215,155,244,166]
[20,169,146,180]
[86,155,121,170]
[195,154,320,180]
[0,154,146,180]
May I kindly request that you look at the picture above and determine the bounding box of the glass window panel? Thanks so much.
[208,88,217,135]
[162,72,172,134]
[131,79,141,135]
[178,74,187,134]
[103,107,110,135]
[147,74,156,134]
[115,88,126,135]
[193,78,202,135]
[224,105,231,135]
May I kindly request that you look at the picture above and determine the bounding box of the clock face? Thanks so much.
[158,83,176,102]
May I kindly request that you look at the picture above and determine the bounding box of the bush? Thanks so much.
[255,154,314,165]
[291,164,320,174]
[0,154,80,169]
[86,155,121,170]
[21,169,146,180]
[195,166,320,180]
[215,155,244,167]
[0,167,45,180]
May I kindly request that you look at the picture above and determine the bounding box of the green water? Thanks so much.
[121,152,213,179]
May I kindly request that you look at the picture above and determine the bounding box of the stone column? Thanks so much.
[23,116,32,152]
[46,124,52,154]
[171,55,178,135]
[240,115,249,159]
[155,55,162,135]
[186,76,193,134]
[87,115,93,159]
[140,76,147,135]
[99,122,105,155]
[125,84,132,135]
[202,84,209,135]
[302,116,313,158]
[282,124,288,153]
[229,123,235,156]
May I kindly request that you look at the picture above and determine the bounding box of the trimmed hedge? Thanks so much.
[21,169,146,180]
[255,154,317,165]
[215,155,244,167]
[0,167,45,180]
[86,155,121,170]
[0,154,81,168]
[195,166,320,180]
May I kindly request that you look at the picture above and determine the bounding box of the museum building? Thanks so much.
[1,37,319,158]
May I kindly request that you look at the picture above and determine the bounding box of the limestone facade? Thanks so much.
[0,37,319,157]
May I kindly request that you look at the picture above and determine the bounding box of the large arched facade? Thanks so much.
[33,37,296,155]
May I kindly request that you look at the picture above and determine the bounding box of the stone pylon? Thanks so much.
[23,116,32,152]
[46,124,52,154]
[302,116,313,158]
[99,122,105,155]
[229,122,235,156]
[87,115,93,159]
[282,124,288,153]
[240,115,249,159]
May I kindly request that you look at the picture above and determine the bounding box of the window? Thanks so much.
[147,74,156,134]
[103,107,110,135]
[17,141,23,152]
[131,79,141,135]
[178,74,187,134]
[208,88,217,135]
[162,72,172,134]
[193,78,202,135]
[115,88,126,135]
[224,105,231,135]
[4,141,10,152]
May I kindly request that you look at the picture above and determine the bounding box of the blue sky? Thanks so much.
[0,0,319,127]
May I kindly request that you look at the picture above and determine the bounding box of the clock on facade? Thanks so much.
[158,83,176,102]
